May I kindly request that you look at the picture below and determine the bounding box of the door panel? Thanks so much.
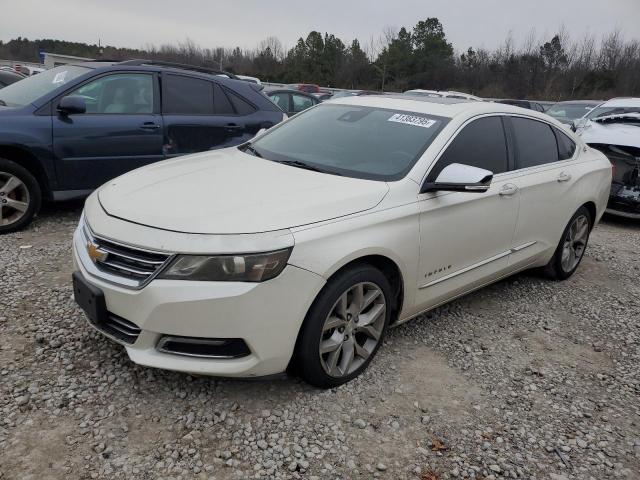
[505,116,582,268]
[413,115,519,313]
[508,163,580,268]
[414,177,519,311]
[161,75,253,156]
[52,73,163,190]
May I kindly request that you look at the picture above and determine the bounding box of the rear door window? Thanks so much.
[213,83,235,115]
[427,116,508,182]
[225,89,256,115]
[162,75,213,115]
[510,117,558,169]
[554,128,577,160]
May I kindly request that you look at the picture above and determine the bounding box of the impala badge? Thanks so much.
[86,242,108,264]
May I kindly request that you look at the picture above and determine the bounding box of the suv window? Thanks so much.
[427,116,508,182]
[292,93,314,113]
[69,73,153,114]
[226,89,256,115]
[554,128,577,160]
[213,83,235,115]
[511,117,558,169]
[162,74,213,115]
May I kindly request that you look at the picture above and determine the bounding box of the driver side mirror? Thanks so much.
[421,163,493,194]
[57,95,87,115]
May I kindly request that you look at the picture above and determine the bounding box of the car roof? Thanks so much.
[597,97,640,108]
[264,87,316,96]
[554,100,602,105]
[326,94,558,122]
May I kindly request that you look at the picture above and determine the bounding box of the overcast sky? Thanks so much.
[2,0,639,53]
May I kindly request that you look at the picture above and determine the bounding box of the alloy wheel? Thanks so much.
[0,172,30,227]
[561,214,589,272]
[319,282,386,377]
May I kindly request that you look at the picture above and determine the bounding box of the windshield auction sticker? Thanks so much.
[52,71,68,84]
[388,113,436,128]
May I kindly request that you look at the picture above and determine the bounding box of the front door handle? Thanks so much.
[557,172,572,182]
[499,183,518,196]
[225,123,243,132]
[139,122,161,130]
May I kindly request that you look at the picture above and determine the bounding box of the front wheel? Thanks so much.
[295,264,393,388]
[0,158,41,234]
[544,206,592,280]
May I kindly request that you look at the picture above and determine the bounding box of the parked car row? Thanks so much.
[70,94,612,387]
[0,57,629,387]
[0,59,285,232]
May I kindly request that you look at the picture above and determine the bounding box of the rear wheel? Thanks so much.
[295,264,392,388]
[0,158,41,234]
[544,206,591,280]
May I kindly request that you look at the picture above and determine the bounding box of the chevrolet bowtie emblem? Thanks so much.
[86,242,108,263]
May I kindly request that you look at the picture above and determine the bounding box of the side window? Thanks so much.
[69,73,153,114]
[225,89,256,116]
[427,116,508,182]
[269,92,290,112]
[213,83,235,115]
[291,94,314,113]
[554,128,577,160]
[511,117,558,169]
[162,75,213,115]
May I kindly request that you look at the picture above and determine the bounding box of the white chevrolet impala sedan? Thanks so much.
[72,96,612,387]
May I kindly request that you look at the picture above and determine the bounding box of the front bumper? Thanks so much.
[72,226,325,377]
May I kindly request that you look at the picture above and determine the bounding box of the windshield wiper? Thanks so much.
[241,144,263,158]
[277,160,338,174]
[0,99,6,106]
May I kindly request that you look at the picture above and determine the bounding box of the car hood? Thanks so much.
[98,148,389,234]
[578,121,640,149]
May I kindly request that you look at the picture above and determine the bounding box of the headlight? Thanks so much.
[158,249,292,282]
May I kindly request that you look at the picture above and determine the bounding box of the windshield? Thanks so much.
[0,65,90,107]
[547,103,598,120]
[246,104,449,181]
[586,105,640,120]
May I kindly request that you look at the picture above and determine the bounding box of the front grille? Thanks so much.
[101,313,141,344]
[81,223,172,287]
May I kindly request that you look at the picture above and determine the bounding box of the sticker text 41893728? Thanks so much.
[388,113,437,129]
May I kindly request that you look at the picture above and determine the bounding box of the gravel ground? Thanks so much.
[1,203,639,480]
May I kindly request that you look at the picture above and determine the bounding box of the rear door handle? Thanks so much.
[557,172,572,182]
[225,123,243,132]
[139,122,161,130]
[499,183,518,196]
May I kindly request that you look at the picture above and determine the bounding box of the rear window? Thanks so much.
[249,104,449,181]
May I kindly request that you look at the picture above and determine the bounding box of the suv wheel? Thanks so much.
[544,206,592,280]
[0,158,41,234]
[295,264,392,388]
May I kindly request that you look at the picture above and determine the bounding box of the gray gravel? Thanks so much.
[1,203,639,480]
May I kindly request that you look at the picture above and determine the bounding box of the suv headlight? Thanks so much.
[158,249,292,282]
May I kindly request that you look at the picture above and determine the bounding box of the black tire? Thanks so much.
[0,158,41,234]
[543,206,592,280]
[295,264,393,388]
